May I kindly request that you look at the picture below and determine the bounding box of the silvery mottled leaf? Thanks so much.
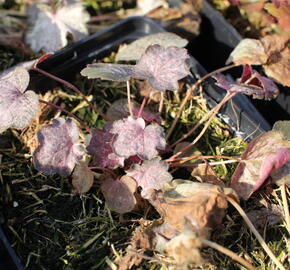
[116,32,188,61]
[213,65,279,100]
[87,125,125,169]
[33,118,85,176]
[81,63,134,81]
[134,44,190,91]
[25,2,89,52]
[110,116,166,160]
[126,157,172,194]
[101,175,137,214]
[273,121,290,141]
[0,67,39,133]
[231,131,290,199]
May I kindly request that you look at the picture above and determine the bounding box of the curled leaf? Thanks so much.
[273,120,290,140]
[80,64,134,81]
[115,32,188,61]
[110,116,166,160]
[0,67,39,133]
[101,175,137,214]
[33,118,85,176]
[231,130,290,199]
[213,65,279,100]
[126,157,172,195]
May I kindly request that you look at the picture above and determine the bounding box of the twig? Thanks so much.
[201,239,257,270]
[32,66,110,121]
[168,92,236,161]
[227,196,286,270]
[39,99,91,133]
[127,80,133,117]
[281,184,290,234]
[167,155,240,163]
[170,159,238,168]
[166,63,238,139]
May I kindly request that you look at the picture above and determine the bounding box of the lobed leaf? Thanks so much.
[25,1,89,52]
[87,125,125,169]
[33,118,85,176]
[133,44,191,91]
[126,157,172,195]
[115,32,188,61]
[110,116,166,160]
[231,130,290,199]
[0,67,39,133]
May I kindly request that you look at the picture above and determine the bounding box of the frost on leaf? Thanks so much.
[107,99,161,123]
[111,117,166,160]
[87,125,124,169]
[134,44,191,91]
[33,118,85,176]
[101,175,137,214]
[80,64,134,81]
[115,32,188,61]
[25,1,89,52]
[0,67,39,133]
[231,130,290,199]
[126,157,172,195]
[72,159,94,194]
[81,45,190,92]
[227,35,290,86]
[213,65,279,100]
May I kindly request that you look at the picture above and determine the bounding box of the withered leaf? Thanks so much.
[227,35,290,86]
[231,130,290,199]
[72,159,94,194]
[101,175,137,214]
[273,120,290,141]
[148,180,234,231]
[115,32,188,61]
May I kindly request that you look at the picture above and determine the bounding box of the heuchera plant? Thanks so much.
[0,39,286,217]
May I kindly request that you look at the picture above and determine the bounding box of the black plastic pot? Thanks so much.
[2,15,268,269]
[193,0,290,125]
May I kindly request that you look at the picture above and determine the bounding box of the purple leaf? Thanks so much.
[110,116,166,160]
[0,67,39,133]
[80,64,134,81]
[87,125,125,169]
[213,65,279,100]
[33,118,85,176]
[81,45,191,92]
[134,44,191,91]
[25,1,90,52]
[126,157,172,195]
[101,175,137,214]
[231,130,290,199]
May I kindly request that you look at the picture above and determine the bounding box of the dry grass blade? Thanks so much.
[201,239,257,270]
[227,196,287,270]
[281,184,290,234]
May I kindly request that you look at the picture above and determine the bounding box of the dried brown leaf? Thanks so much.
[72,159,94,194]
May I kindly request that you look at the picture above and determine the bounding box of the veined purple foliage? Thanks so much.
[87,125,125,169]
[126,157,172,196]
[33,118,85,176]
[0,67,39,133]
[81,44,191,92]
[213,65,279,100]
[110,116,166,160]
